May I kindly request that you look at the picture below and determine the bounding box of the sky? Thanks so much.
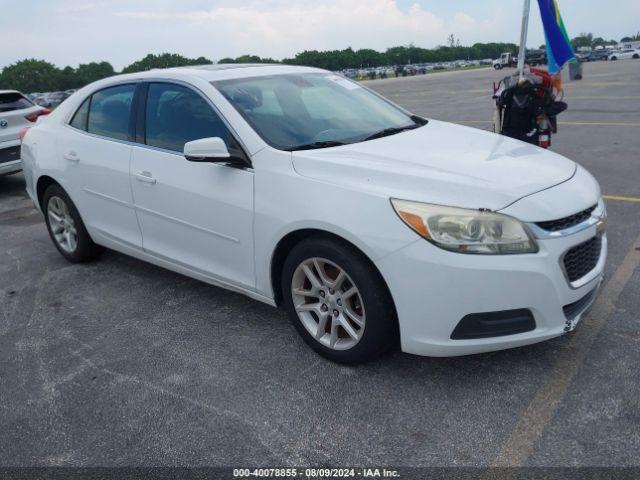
[1,0,638,70]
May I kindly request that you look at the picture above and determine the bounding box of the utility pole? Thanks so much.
[517,0,531,79]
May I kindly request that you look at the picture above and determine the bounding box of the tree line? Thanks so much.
[0,43,516,93]
[0,32,635,93]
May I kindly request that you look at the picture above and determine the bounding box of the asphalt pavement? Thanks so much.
[0,60,638,472]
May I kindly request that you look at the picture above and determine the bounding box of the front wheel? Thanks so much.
[43,184,104,263]
[282,236,398,364]
[633,54,639,59]
[610,56,617,61]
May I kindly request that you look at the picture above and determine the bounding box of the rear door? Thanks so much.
[129,82,255,289]
[59,84,143,249]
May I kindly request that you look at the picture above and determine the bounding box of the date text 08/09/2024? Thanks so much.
[233,468,400,478]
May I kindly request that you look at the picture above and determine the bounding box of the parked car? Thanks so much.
[608,49,640,61]
[32,95,52,108]
[21,65,607,363]
[525,50,547,66]
[575,51,590,61]
[583,50,609,62]
[0,90,49,176]
[46,91,72,108]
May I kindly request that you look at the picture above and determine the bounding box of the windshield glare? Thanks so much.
[213,73,418,150]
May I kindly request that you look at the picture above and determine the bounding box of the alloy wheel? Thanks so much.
[47,196,78,253]
[291,257,366,350]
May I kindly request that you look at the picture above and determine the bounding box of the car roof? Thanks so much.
[0,90,22,95]
[103,63,326,85]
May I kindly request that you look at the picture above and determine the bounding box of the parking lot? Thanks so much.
[1,60,638,471]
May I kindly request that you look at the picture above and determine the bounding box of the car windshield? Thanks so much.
[213,73,423,151]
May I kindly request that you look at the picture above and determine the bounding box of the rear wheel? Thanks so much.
[282,236,397,364]
[633,54,639,59]
[610,56,617,61]
[43,184,103,263]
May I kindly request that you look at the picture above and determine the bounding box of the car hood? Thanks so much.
[291,120,577,212]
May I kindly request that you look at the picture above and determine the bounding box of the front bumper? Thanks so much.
[376,223,607,357]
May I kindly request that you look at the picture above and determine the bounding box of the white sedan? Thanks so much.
[20,64,607,363]
[608,49,640,60]
[0,90,49,176]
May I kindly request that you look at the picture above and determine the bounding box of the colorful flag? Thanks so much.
[536,0,575,74]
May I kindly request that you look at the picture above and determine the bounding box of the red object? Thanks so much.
[24,108,50,123]
[538,133,550,148]
[19,127,30,142]
[529,67,554,89]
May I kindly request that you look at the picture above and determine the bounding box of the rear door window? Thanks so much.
[87,84,135,141]
[0,92,33,113]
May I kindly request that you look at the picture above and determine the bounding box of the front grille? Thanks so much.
[0,146,20,165]
[536,205,597,232]
[563,236,602,283]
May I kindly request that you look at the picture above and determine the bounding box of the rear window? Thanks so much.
[0,92,33,113]
[70,97,90,131]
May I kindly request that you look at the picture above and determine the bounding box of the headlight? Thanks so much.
[391,199,538,254]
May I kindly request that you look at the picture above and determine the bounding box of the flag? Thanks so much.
[536,0,575,74]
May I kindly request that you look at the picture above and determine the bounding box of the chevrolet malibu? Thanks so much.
[20,64,607,364]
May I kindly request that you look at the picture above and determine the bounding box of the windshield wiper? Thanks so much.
[285,140,347,151]
[363,123,422,141]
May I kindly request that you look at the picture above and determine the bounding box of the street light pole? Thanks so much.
[517,0,531,80]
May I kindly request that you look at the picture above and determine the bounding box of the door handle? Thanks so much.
[63,151,80,162]
[135,171,157,184]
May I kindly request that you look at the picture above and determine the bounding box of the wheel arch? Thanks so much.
[36,175,61,210]
[269,228,397,319]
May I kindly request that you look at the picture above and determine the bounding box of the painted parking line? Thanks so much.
[487,231,640,475]
[453,120,640,127]
[603,195,640,203]
[569,95,640,100]
[560,121,640,127]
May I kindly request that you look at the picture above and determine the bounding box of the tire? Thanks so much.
[633,54,639,59]
[610,56,617,61]
[281,236,398,364]
[43,184,104,263]
[494,64,502,70]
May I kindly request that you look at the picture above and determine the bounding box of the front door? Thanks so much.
[130,82,255,289]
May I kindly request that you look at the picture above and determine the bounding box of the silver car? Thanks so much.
[0,90,50,176]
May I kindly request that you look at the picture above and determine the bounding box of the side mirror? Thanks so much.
[184,137,230,162]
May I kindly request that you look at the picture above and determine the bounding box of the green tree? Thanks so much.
[58,66,81,90]
[224,54,277,64]
[122,53,212,73]
[571,32,594,49]
[0,59,62,93]
[76,61,115,85]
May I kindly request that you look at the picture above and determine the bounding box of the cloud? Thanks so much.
[55,2,106,14]
[4,0,636,70]
[113,0,464,59]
